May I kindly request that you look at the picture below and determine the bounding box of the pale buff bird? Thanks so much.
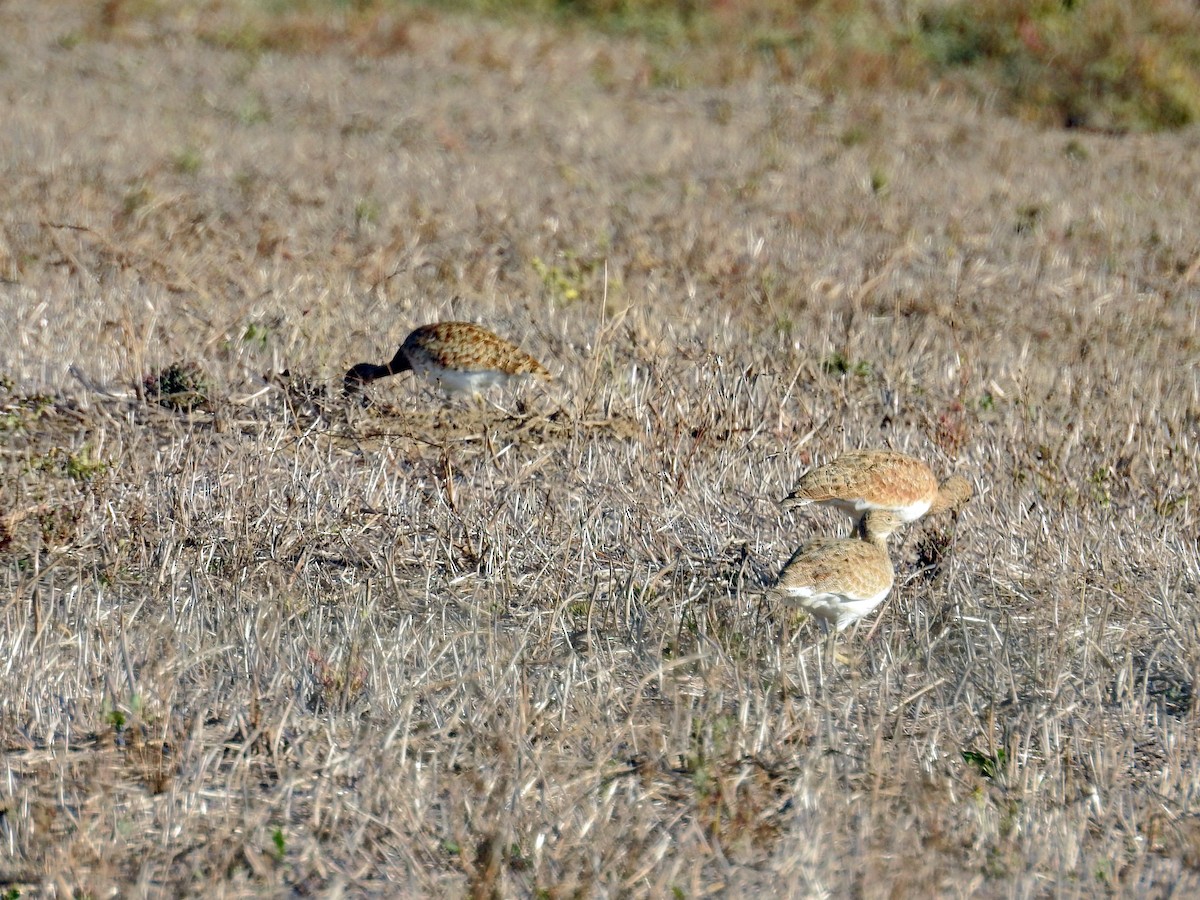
[773,508,905,632]
[782,449,971,527]
[344,322,550,399]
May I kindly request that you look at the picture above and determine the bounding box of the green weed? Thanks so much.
[962,748,1006,780]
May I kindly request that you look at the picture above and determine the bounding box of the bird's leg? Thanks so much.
[823,621,840,675]
[809,618,835,689]
[833,624,858,668]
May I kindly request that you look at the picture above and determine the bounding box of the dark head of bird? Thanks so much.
[343,346,412,396]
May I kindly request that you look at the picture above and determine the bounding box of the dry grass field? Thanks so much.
[2,0,1199,896]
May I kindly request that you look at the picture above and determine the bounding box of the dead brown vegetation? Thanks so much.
[1,0,1199,895]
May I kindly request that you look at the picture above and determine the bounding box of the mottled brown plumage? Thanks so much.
[774,508,904,632]
[783,450,971,526]
[344,322,550,398]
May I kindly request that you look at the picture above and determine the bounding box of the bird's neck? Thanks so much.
[929,482,959,515]
[386,348,412,375]
[346,362,392,384]
[856,519,891,547]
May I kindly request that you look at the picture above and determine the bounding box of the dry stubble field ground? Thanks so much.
[1,1,1200,896]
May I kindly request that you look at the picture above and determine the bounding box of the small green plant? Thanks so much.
[271,827,286,860]
[683,755,715,798]
[172,146,203,176]
[122,182,153,218]
[1154,493,1187,517]
[869,167,889,195]
[32,444,108,481]
[532,256,579,303]
[143,362,211,411]
[56,31,84,50]
[64,445,108,482]
[243,322,270,349]
[1089,466,1112,507]
[962,748,1006,779]
[354,197,381,228]
[753,268,781,306]
[236,94,271,125]
[1063,139,1089,162]
[234,169,259,197]
[31,503,81,548]
[1014,204,1042,235]
[532,255,597,305]
[840,124,869,147]
[1,392,53,436]
[821,352,871,377]
[507,842,530,871]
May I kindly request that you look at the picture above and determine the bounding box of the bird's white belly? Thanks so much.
[828,496,932,522]
[411,363,506,396]
[783,585,892,631]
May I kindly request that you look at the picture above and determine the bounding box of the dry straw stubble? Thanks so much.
[1,0,1199,895]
